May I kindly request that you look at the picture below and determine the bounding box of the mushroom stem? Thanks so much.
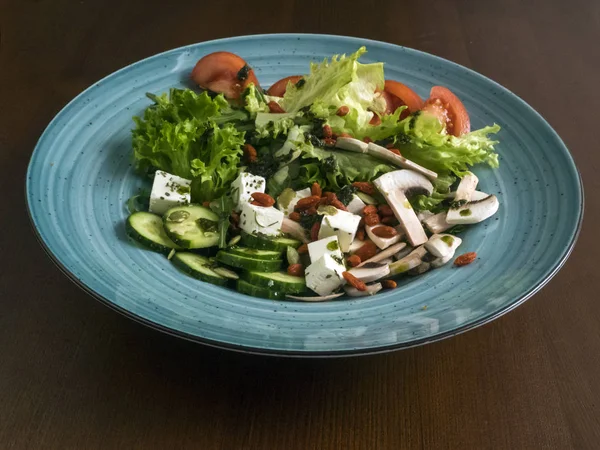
[344,283,383,297]
[356,242,407,267]
[367,143,438,181]
[286,293,345,301]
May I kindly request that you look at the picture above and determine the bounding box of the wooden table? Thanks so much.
[2,0,599,448]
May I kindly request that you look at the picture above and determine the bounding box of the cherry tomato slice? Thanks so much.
[267,75,303,97]
[423,86,470,136]
[383,80,425,114]
[190,51,260,101]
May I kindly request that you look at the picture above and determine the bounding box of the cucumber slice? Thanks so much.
[163,205,219,249]
[240,232,302,251]
[228,246,282,261]
[171,252,228,286]
[237,279,286,300]
[242,271,306,294]
[216,250,282,272]
[126,212,180,254]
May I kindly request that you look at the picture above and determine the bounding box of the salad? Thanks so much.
[125,47,500,301]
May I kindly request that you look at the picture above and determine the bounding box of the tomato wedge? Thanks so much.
[267,75,303,97]
[383,80,425,114]
[423,86,470,136]
[190,51,260,101]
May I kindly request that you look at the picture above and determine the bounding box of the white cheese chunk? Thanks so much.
[278,188,311,216]
[231,172,266,211]
[365,224,402,250]
[305,254,346,296]
[239,203,284,236]
[308,235,344,264]
[317,210,362,252]
[346,194,366,215]
[148,170,191,215]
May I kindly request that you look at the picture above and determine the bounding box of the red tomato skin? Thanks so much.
[267,75,303,97]
[191,51,260,101]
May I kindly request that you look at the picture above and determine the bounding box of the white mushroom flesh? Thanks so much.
[424,234,463,258]
[389,252,423,275]
[348,263,391,283]
[374,170,433,247]
[365,224,403,250]
[431,250,456,268]
[452,172,479,204]
[446,195,499,225]
[367,143,438,180]
[422,212,452,234]
[335,137,368,153]
[357,241,407,267]
[344,282,383,297]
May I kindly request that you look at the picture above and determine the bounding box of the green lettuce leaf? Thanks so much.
[190,123,245,202]
[242,83,269,115]
[281,47,384,138]
[254,112,296,139]
[132,88,245,202]
[298,145,394,191]
[393,112,501,177]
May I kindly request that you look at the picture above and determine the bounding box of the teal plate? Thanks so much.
[26,34,583,356]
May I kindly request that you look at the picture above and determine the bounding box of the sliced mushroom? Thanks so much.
[357,242,407,267]
[335,137,369,153]
[365,224,403,250]
[407,262,431,276]
[431,250,456,268]
[422,212,452,234]
[409,245,428,259]
[281,218,309,243]
[446,195,499,225]
[417,210,435,222]
[452,172,479,206]
[389,247,426,275]
[447,190,490,202]
[367,143,438,181]
[286,293,345,301]
[344,282,383,297]
[374,170,433,247]
[394,245,413,260]
[348,263,391,283]
[424,234,463,258]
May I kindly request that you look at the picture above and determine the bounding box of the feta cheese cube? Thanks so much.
[239,203,284,236]
[148,170,191,215]
[346,194,366,215]
[366,224,402,250]
[308,235,343,264]
[317,210,361,252]
[305,254,346,296]
[277,188,312,216]
[231,172,266,211]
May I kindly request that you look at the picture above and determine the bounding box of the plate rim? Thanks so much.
[25,33,585,357]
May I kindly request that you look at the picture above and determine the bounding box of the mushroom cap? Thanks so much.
[375,170,434,197]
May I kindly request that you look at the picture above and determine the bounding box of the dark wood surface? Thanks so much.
[1,0,599,448]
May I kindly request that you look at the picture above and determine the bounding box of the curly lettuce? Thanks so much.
[392,112,500,177]
[281,47,385,139]
[132,88,245,202]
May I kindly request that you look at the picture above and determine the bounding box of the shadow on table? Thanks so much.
[73,316,420,436]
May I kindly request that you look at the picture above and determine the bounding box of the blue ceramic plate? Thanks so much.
[26,34,583,356]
